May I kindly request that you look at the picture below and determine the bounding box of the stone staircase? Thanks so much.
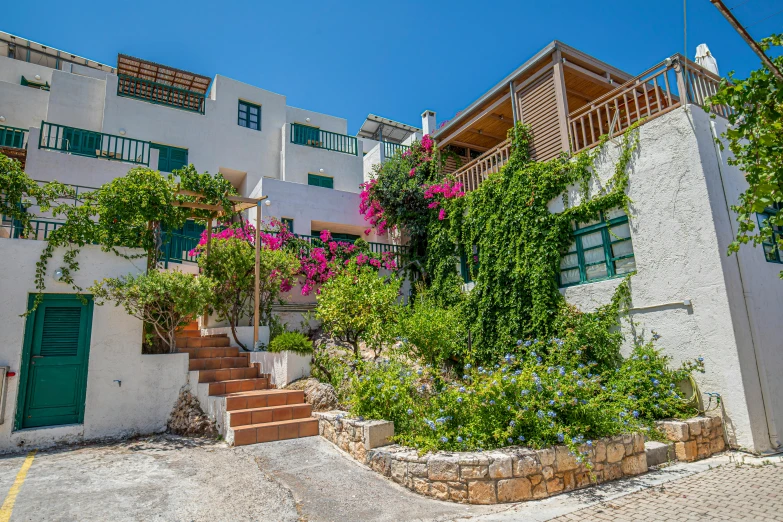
[176,322,318,446]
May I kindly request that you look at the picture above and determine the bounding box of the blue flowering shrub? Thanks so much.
[349,337,703,455]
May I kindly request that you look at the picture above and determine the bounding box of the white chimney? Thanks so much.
[421,110,436,136]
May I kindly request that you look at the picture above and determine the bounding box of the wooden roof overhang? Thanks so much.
[433,41,634,153]
[117,54,211,94]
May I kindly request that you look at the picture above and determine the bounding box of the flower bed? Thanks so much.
[316,411,727,505]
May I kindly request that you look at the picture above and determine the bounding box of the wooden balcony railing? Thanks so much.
[452,137,512,192]
[569,54,731,153]
[117,74,206,114]
[0,125,28,149]
[383,141,410,158]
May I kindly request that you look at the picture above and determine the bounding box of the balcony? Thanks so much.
[290,123,359,156]
[448,51,731,192]
[383,141,410,158]
[0,125,29,168]
[38,121,151,166]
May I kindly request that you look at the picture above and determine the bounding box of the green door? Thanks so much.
[17,294,93,429]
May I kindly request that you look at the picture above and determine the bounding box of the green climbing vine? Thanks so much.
[364,121,642,363]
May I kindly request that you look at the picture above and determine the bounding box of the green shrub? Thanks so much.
[267,331,313,355]
[397,291,466,367]
[348,336,703,455]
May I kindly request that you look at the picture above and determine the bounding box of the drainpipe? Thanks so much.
[709,117,781,451]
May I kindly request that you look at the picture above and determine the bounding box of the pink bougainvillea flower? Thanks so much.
[409,168,416,177]
[438,208,446,220]
[319,229,332,242]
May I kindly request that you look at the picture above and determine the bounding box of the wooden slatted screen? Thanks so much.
[517,68,564,162]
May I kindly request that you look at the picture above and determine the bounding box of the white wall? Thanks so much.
[0,240,188,452]
[24,127,159,188]
[551,106,780,453]
[286,106,347,134]
[281,123,364,192]
[251,177,379,240]
[47,69,105,132]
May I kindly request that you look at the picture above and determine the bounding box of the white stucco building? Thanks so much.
[0,31,417,247]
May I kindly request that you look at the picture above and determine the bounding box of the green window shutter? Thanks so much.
[39,307,82,357]
[308,174,333,189]
[151,143,189,173]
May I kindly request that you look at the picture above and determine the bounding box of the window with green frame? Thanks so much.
[150,143,188,173]
[281,218,294,233]
[756,204,783,264]
[312,230,359,242]
[308,174,334,189]
[238,100,261,131]
[559,209,635,287]
[459,246,479,283]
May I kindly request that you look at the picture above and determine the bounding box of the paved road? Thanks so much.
[547,461,783,522]
[0,434,781,521]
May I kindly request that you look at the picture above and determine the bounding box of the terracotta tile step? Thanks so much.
[229,403,312,427]
[198,367,258,383]
[178,346,242,359]
[232,418,319,446]
[175,336,231,349]
[188,356,250,371]
[223,389,305,411]
[208,378,269,396]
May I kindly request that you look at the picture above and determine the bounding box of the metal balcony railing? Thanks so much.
[0,125,28,149]
[290,123,359,156]
[38,121,150,166]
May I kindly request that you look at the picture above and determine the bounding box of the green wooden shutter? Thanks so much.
[40,307,82,357]
[151,144,189,172]
[308,174,333,189]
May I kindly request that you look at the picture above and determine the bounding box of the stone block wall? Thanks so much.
[656,415,725,462]
[315,411,647,504]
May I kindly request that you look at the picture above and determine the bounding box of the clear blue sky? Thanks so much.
[5,0,782,134]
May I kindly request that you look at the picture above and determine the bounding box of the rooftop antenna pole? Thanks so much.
[709,0,783,81]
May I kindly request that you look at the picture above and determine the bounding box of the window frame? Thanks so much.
[559,210,635,288]
[756,204,783,264]
[237,100,262,131]
[307,173,334,189]
[281,217,294,234]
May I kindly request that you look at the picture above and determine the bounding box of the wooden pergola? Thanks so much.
[173,189,268,347]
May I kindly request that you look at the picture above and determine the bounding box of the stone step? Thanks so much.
[232,418,319,446]
[188,356,250,371]
[177,330,202,338]
[223,390,305,411]
[175,336,231,349]
[229,403,313,427]
[208,378,269,396]
[178,346,241,359]
[198,367,258,383]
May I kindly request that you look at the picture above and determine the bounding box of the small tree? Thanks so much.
[315,263,401,358]
[197,225,299,350]
[90,270,215,353]
[710,34,783,276]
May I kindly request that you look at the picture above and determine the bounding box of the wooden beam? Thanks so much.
[253,202,261,349]
[448,141,491,152]
[175,189,205,199]
[514,62,555,93]
[173,201,224,212]
[464,129,505,142]
[552,50,571,153]
[228,195,267,204]
[437,92,511,148]
[563,59,616,87]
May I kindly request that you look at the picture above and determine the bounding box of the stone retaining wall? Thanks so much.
[316,411,727,505]
[315,411,647,504]
[656,416,725,461]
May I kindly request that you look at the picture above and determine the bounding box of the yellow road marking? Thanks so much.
[0,450,36,522]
